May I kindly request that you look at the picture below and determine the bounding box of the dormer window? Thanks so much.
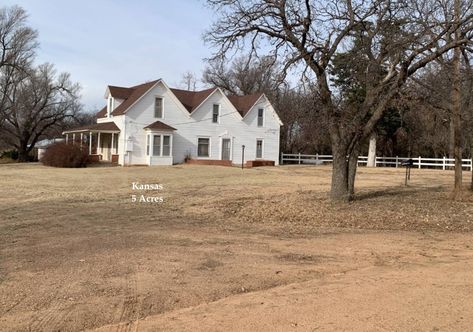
[108,97,114,117]
[257,108,264,127]
[212,104,219,123]
[155,97,163,118]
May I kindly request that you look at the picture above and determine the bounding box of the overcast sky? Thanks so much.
[3,0,214,111]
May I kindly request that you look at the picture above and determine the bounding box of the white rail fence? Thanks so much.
[281,153,473,171]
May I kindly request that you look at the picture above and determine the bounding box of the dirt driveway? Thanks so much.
[0,164,472,331]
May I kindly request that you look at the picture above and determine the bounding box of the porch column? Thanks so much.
[80,133,83,149]
[97,132,101,154]
[65,133,68,144]
[72,133,76,145]
[89,132,92,155]
[111,133,115,155]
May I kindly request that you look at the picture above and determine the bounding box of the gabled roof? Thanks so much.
[96,79,274,120]
[97,80,160,118]
[144,120,176,131]
[170,87,217,113]
[227,93,264,117]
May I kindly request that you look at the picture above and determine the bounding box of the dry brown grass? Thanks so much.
[1,163,473,331]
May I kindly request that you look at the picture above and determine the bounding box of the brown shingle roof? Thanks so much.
[109,86,133,100]
[170,87,217,113]
[96,105,107,118]
[97,80,160,118]
[227,93,264,117]
[144,121,176,131]
[112,80,160,116]
[95,79,266,119]
[63,122,120,133]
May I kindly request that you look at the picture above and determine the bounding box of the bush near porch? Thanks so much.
[41,143,89,168]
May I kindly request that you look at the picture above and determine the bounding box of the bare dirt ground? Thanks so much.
[1,163,473,331]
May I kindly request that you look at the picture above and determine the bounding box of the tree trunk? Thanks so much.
[17,146,30,162]
[330,146,350,202]
[348,148,359,197]
[452,0,463,199]
[367,133,377,167]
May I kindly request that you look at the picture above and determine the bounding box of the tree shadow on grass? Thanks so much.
[353,185,445,201]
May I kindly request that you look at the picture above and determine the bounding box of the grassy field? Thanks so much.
[1,163,473,331]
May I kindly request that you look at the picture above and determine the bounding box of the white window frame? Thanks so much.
[152,135,162,157]
[154,96,164,119]
[162,135,171,157]
[150,133,172,157]
[197,137,211,158]
[257,108,264,127]
[108,96,114,117]
[212,104,220,123]
[256,139,264,159]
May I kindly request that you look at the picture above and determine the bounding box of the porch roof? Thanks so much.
[63,122,120,134]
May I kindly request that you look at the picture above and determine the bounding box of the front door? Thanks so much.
[221,138,231,160]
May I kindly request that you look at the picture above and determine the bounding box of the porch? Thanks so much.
[63,122,120,163]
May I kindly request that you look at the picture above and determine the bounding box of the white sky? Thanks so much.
[3,0,214,111]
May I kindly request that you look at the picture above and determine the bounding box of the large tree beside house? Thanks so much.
[205,0,473,202]
[0,5,81,161]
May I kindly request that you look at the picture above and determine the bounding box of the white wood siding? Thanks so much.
[102,81,281,166]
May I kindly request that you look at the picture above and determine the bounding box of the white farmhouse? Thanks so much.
[63,79,282,166]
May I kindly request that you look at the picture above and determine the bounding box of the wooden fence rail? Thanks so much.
[280,153,473,171]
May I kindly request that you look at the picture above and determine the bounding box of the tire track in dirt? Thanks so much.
[115,273,140,332]
[27,291,73,332]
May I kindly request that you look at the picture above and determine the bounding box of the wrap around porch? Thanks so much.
[63,122,120,163]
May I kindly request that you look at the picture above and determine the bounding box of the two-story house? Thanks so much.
[63,79,282,166]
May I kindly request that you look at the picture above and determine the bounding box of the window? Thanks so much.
[162,135,171,156]
[154,97,163,118]
[256,139,263,159]
[212,104,219,123]
[108,97,114,116]
[153,135,161,156]
[257,108,264,127]
[198,138,210,157]
[146,135,150,156]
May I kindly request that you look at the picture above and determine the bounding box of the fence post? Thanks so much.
[396,156,399,168]
[471,158,473,172]
[298,152,301,165]
[443,156,446,171]
[418,156,421,169]
[316,153,319,163]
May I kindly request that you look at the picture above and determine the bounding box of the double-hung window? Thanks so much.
[212,104,219,123]
[257,108,264,127]
[256,139,263,159]
[155,97,163,118]
[198,138,210,157]
[162,135,171,156]
[153,135,161,156]
[151,134,171,156]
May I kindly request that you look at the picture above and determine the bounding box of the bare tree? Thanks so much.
[0,5,38,128]
[1,63,81,161]
[203,55,282,95]
[205,0,473,201]
[0,6,82,161]
[180,71,198,91]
